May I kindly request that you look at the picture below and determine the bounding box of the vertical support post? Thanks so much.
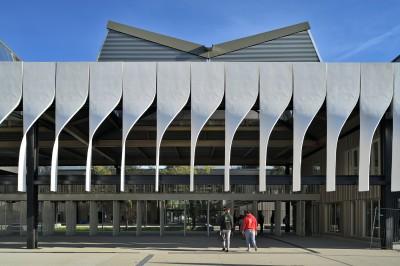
[252,201,257,219]
[285,201,290,232]
[136,200,142,236]
[42,201,55,236]
[89,201,98,236]
[207,200,210,237]
[296,201,305,236]
[380,117,394,249]
[183,201,187,236]
[113,200,120,236]
[159,200,164,236]
[65,201,77,236]
[274,201,282,236]
[144,201,148,227]
[26,125,38,249]
[19,201,26,236]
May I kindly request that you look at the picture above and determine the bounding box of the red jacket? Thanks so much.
[242,213,257,231]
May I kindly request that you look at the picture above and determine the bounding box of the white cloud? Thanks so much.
[337,24,400,60]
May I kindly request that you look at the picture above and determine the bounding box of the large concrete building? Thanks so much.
[0,21,399,249]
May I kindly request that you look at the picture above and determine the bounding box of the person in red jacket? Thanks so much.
[241,210,258,252]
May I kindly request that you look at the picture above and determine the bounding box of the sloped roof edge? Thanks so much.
[207,22,310,58]
[107,20,311,59]
[107,21,208,58]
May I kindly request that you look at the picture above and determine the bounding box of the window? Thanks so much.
[370,139,381,175]
[345,148,359,175]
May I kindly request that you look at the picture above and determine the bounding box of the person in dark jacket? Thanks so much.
[219,207,234,252]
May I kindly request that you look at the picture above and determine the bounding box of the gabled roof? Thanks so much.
[107,21,208,58]
[106,20,311,59]
[393,54,400,62]
[208,22,310,58]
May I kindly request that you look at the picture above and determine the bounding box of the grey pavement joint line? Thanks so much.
[268,236,354,266]
[136,254,154,266]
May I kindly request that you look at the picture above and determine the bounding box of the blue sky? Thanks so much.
[0,0,399,62]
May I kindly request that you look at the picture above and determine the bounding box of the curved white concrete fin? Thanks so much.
[0,62,22,125]
[359,64,393,191]
[293,63,326,192]
[259,63,292,192]
[51,63,89,192]
[156,62,190,192]
[190,63,224,192]
[121,62,156,192]
[86,62,123,192]
[18,63,55,192]
[393,64,400,192]
[326,63,360,192]
[225,63,259,192]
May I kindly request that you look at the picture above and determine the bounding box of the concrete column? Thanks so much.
[207,200,210,237]
[65,201,77,236]
[5,202,13,225]
[252,201,258,219]
[112,201,120,236]
[361,200,367,238]
[183,201,186,236]
[274,201,282,236]
[285,201,291,232]
[159,200,165,236]
[136,201,142,236]
[296,201,305,236]
[19,201,26,236]
[42,201,55,236]
[320,203,328,234]
[89,201,98,236]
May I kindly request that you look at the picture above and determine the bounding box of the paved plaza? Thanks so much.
[0,233,399,265]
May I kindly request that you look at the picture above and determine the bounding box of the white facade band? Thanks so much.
[86,62,123,192]
[0,62,395,193]
[259,63,292,192]
[121,62,156,192]
[156,62,190,192]
[359,64,393,191]
[18,63,55,192]
[326,63,360,192]
[292,63,326,192]
[51,63,89,192]
[224,63,259,192]
[190,62,224,192]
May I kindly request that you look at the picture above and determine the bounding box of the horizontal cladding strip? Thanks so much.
[0,193,321,201]
[0,175,385,186]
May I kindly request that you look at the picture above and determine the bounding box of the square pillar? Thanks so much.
[89,201,98,236]
[274,201,282,236]
[159,200,165,236]
[296,201,305,236]
[42,201,55,236]
[112,200,120,236]
[19,201,26,236]
[65,201,77,236]
[136,201,142,236]
[252,201,258,220]
[285,201,291,232]
[206,200,210,237]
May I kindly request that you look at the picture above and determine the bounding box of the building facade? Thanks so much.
[0,21,399,249]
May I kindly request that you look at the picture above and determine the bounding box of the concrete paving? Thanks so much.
[0,233,399,266]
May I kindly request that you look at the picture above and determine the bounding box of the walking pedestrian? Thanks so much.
[219,207,234,252]
[242,210,258,252]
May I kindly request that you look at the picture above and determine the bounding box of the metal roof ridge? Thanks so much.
[107,20,209,58]
[206,22,311,58]
[106,20,311,59]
